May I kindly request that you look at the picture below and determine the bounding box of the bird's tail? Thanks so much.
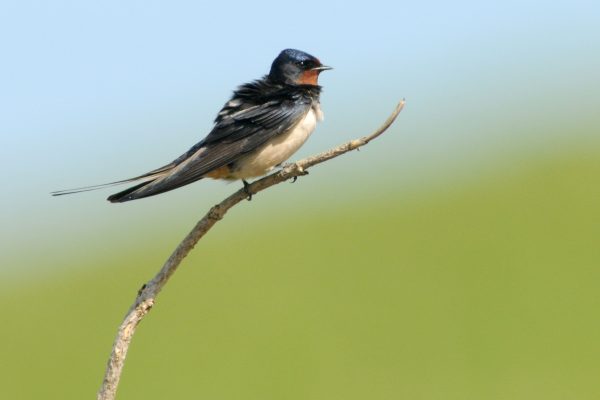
[50,161,177,199]
[106,181,155,203]
[50,178,139,196]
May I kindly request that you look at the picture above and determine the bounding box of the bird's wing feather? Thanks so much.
[112,98,310,201]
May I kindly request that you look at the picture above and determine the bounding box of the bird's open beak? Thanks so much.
[312,65,333,71]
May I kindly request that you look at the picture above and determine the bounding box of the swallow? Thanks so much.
[52,49,331,203]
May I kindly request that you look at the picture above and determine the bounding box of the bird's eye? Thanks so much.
[298,60,306,66]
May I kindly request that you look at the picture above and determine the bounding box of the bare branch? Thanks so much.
[97,100,405,400]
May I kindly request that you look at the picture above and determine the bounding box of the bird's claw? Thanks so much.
[290,169,309,183]
[242,180,253,201]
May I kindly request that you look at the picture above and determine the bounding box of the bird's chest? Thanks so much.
[232,104,323,178]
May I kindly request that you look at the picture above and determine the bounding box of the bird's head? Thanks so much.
[268,49,332,86]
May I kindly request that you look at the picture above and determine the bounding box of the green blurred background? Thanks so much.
[2,1,599,399]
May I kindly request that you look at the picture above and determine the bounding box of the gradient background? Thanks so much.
[2,1,600,399]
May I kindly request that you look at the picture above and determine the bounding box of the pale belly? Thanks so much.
[230,105,323,179]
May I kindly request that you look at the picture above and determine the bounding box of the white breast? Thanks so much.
[232,104,323,179]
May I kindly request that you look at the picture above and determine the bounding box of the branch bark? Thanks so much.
[97,100,405,400]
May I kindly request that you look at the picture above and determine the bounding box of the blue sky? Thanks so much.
[1,0,599,277]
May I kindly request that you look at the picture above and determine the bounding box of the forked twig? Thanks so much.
[97,100,405,400]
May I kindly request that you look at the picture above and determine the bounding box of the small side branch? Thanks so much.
[97,100,405,400]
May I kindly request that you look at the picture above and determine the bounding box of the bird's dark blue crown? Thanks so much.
[278,49,315,63]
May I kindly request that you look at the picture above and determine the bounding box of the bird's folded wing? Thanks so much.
[125,99,310,197]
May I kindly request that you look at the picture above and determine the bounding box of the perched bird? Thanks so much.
[52,49,331,203]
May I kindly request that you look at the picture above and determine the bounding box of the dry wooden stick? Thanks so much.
[97,100,405,400]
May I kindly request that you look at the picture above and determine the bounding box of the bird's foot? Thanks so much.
[242,180,253,201]
[291,168,309,183]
